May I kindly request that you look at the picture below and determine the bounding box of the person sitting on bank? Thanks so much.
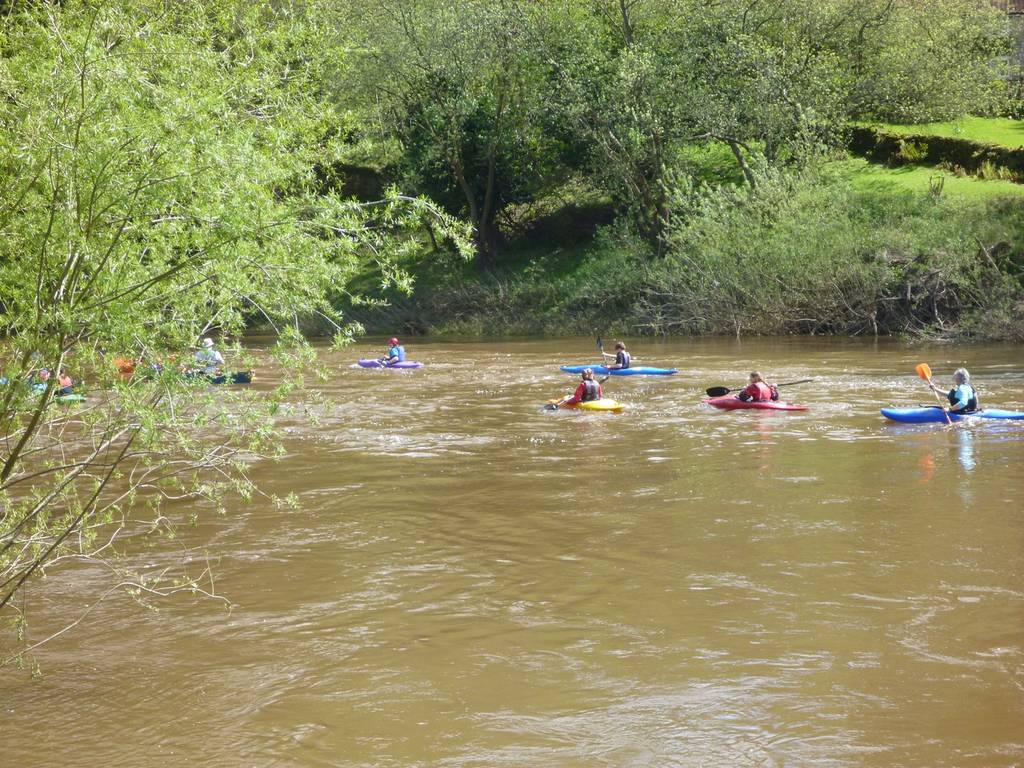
[557,368,603,407]
[57,367,74,396]
[737,371,779,402]
[602,341,631,370]
[193,337,225,375]
[929,367,979,414]
[381,337,406,366]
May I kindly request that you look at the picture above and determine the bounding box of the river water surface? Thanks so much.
[3,338,1023,767]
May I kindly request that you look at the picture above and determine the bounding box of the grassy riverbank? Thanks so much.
[867,117,1024,148]
[839,158,1024,200]
[345,160,1024,341]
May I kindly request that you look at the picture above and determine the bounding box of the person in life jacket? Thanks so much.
[737,371,779,402]
[381,337,406,366]
[193,337,225,375]
[929,367,979,413]
[115,355,164,381]
[602,340,631,370]
[30,367,51,392]
[114,356,137,380]
[558,368,603,407]
[56,367,74,396]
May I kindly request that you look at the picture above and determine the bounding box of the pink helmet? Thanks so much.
[388,337,399,345]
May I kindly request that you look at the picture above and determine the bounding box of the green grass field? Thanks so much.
[831,158,1024,200]
[868,117,1024,148]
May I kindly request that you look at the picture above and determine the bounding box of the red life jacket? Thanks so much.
[743,382,773,401]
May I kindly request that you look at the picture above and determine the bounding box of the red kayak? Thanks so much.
[704,395,808,412]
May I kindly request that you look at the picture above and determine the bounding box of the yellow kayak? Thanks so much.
[547,398,626,413]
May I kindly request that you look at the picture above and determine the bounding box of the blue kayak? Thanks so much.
[881,406,1024,424]
[560,365,677,376]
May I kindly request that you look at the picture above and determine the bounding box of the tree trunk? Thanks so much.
[619,0,634,46]
[474,88,506,272]
[474,213,499,272]
[727,139,757,189]
[447,81,507,272]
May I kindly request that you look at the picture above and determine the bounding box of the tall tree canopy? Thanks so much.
[346,0,1014,262]
[0,0,465,660]
[345,0,572,270]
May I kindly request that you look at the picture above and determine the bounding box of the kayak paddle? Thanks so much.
[915,362,953,425]
[593,337,610,383]
[597,335,643,373]
[705,378,812,397]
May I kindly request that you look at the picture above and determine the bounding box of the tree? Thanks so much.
[343,0,1012,262]
[533,0,1009,247]
[521,0,687,246]
[529,1,847,244]
[0,0,466,665]
[841,0,1012,121]
[346,0,570,270]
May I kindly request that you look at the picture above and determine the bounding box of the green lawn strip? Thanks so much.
[831,158,1024,200]
[861,117,1024,148]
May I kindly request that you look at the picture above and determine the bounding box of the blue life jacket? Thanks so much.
[389,345,406,362]
[947,384,978,412]
[616,350,631,368]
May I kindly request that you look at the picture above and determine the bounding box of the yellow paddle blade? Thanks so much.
[915,363,933,381]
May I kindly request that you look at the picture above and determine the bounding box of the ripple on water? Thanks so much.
[7,338,1024,768]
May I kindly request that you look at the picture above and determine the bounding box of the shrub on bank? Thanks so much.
[645,170,1024,338]
[349,168,1024,341]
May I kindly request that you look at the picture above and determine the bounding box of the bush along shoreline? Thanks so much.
[849,125,1024,182]
[342,166,1024,342]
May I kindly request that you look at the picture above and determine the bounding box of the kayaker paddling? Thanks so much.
[601,341,631,370]
[555,368,603,408]
[736,371,779,403]
[380,337,406,367]
[928,367,979,414]
[114,356,136,380]
[57,367,74,396]
[192,337,225,376]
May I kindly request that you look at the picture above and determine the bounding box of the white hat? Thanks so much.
[202,338,214,348]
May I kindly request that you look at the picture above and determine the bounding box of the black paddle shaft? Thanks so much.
[705,378,813,397]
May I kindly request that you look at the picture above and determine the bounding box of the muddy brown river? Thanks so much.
[3,338,1023,767]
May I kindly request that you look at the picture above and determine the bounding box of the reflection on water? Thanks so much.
[3,337,1024,768]
[918,451,936,485]
[957,429,976,472]
[916,428,978,484]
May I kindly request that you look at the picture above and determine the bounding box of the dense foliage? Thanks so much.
[0,0,465,664]
[347,163,1024,340]
[345,0,1016,260]
[337,0,1023,339]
